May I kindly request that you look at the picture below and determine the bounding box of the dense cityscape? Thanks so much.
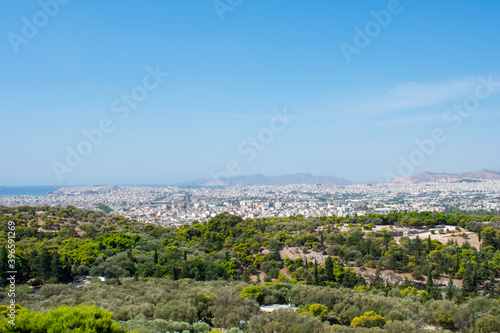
[2,180,499,226]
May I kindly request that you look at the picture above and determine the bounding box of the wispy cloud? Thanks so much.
[361,108,500,127]
[357,78,479,114]
[366,114,445,126]
[302,76,496,125]
[180,110,274,120]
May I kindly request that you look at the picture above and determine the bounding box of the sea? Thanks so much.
[0,186,61,197]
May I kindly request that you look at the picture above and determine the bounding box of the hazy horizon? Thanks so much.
[2,1,500,186]
[2,168,500,187]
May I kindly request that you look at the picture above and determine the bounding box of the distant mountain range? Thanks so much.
[392,169,500,183]
[172,169,500,186]
[173,173,352,186]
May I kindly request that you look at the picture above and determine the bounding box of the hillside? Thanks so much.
[392,169,500,183]
[1,206,500,332]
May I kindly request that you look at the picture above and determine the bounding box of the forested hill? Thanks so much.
[1,205,500,332]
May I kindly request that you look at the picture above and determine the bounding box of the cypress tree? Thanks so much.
[383,232,390,252]
[415,236,421,257]
[314,259,319,285]
[0,246,8,286]
[172,265,179,280]
[426,269,434,295]
[461,261,478,297]
[445,276,455,300]
[63,255,72,282]
[324,256,334,282]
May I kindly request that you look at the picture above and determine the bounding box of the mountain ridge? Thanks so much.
[172,172,352,186]
[392,169,500,183]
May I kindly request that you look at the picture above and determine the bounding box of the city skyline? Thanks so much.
[2,1,500,186]
[2,180,499,225]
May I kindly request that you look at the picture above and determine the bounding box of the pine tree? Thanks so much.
[17,255,28,284]
[50,252,64,283]
[38,248,51,280]
[371,270,384,290]
[242,271,250,283]
[27,250,38,280]
[153,248,158,264]
[343,268,358,288]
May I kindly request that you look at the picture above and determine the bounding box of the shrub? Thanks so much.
[351,311,386,328]
[386,310,404,321]
[308,303,329,318]
[431,300,457,329]
[475,315,500,333]
[0,304,126,332]
[249,308,330,333]
[240,286,262,299]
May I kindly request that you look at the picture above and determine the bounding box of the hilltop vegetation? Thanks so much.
[1,205,500,332]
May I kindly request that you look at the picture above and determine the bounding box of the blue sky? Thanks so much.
[1,0,500,185]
